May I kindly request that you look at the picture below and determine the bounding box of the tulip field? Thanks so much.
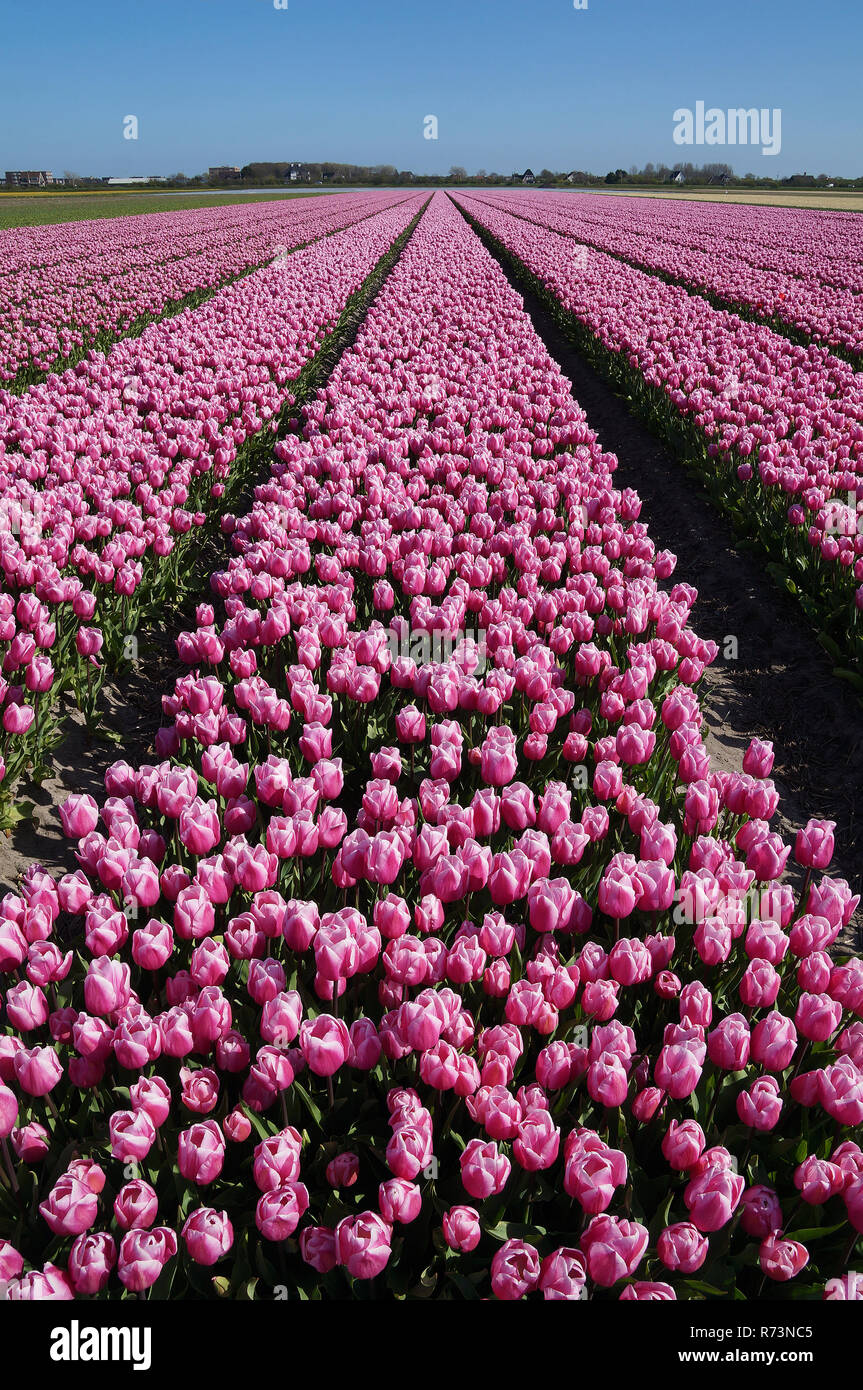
[453,191,863,680]
[0,188,861,1305]
[0,192,416,388]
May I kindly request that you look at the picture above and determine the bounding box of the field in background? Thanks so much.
[5,185,863,230]
[585,187,863,211]
[0,188,323,228]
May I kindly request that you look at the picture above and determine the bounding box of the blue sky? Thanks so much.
[1,0,859,178]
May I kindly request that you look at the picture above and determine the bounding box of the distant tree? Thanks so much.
[448,166,468,181]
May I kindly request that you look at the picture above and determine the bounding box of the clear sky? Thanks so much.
[1,0,859,179]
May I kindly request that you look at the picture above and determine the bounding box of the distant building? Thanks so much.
[521,168,536,185]
[286,163,306,182]
[208,166,241,181]
[670,170,685,184]
[5,170,53,188]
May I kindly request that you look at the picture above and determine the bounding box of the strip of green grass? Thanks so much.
[0,190,323,229]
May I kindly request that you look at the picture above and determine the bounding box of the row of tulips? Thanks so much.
[473,190,863,364]
[0,194,426,826]
[0,192,859,1301]
[453,193,863,678]
[0,192,411,388]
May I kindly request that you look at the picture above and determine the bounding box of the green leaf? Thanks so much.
[832,666,863,693]
[0,800,35,830]
[241,1104,274,1144]
[292,1081,323,1126]
[446,1271,482,1300]
[255,1242,280,1287]
[765,561,790,588]
[448,1129,466,1154]
[92,725,125,746]
[816,630,842,662]
[785,1221,847,1243]
[486,1221,547,1243]
[682,1278,728,1297]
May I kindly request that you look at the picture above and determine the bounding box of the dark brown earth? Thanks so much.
[0,627,181,892]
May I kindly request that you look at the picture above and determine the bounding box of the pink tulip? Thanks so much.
[182,1207,234,1265]
[117,1227,178,1291]
[657,1222,709,1273]
[759,1234,809,1282]
[334,1211,392,1278]
[581,1214,649,1287]
[442,1205,482,1252]
[490,1239,541,1300]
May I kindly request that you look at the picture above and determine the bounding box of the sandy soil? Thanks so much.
[0,629,182,893]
